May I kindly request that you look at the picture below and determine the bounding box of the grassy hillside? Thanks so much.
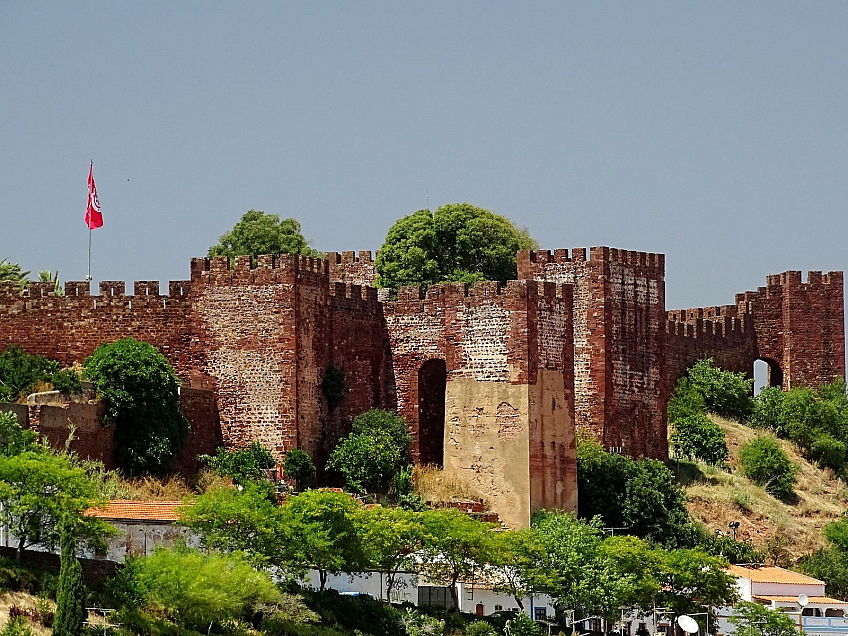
[682,415,848,560]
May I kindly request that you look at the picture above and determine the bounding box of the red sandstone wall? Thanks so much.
[519,247,667,460]
[0,280,192,371]
[326,251,377,287]
[27,388,220,474]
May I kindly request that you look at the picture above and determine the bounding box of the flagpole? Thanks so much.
[87,227,92,282]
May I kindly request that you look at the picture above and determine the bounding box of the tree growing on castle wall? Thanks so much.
[84,338,189,475]
[199,441,275,486]
[375,203,538,291]
[0,344,58,403]
[208,210,321,262]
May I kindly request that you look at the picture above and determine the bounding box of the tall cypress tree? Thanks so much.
[53,516,86,636]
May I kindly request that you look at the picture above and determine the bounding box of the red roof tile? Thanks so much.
[85,500,186,522]
[728,565,824,585]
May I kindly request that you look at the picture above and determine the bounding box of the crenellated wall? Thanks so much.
[518,247,667,460]
[326,250,378,287]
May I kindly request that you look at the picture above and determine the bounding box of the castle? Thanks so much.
[0,247,843,528]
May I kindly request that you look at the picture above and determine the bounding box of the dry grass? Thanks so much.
[0,592,53,636]
[413,464,487,505]
[121,474,196,501]
[684,415,848,559]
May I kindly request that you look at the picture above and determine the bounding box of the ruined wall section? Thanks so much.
[384,280,576,527]
[518,247,667,460]
[0,280,193,372]
[326,251,377,287]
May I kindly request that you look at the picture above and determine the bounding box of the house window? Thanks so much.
[494,605,502,612]
[417,586,456,610]
[534,607,547,620]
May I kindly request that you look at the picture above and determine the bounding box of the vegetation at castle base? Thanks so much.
[53,516,85,636]
[751,378,848,474]
[738,435,797,500]
[0,345,58,403]
[685,359,753,421]
[374,203,537,292]
[576,435,691,547]
[327,409,412,495]
[208,210,322,262]
[801,516,848,600]
[728,601,798,636]
[0,413,114,559]
[84,338,189,475]
[284,449,317,491]
[199,441,276,486]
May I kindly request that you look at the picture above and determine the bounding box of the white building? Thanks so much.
[716,564,848,636]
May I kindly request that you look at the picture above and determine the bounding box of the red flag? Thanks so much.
[85,163,103,229]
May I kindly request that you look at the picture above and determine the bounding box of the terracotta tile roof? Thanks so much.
[753,595,848,605]
[728,565,824,585]
[85,500,185,522]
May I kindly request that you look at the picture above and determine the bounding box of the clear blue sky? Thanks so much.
[1,2,846,320]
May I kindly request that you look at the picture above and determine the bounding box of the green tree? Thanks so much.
[208,210,320,262]
[527,512,636,623]
[282,489,367,590]
[576,436,691,546]
[375,203,537,291]
[487,529,543,611]
[327,409,412,494]
[802,517,848,599]
[180,483,287,567]
[199,441,276,486]
[361,505,426,601]
[419,509,495,611]
[0,259,29,289]
[670,413,729,465]
[53,516,86,636]
[656,548,737,631]
[0,449,114,558]
[0,411,38,456]
[504,613,542,636]
[283,448,316,490]
[739,435,797,499]
[129,547,281,630]
[728,601,798,636]
[599,535,663,615]
[84,338,189,475]
[685,358,754,420]
[0,344,58,403]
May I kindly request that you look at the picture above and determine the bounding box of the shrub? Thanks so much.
[504,613,542,636]
[327,409,412,494]
[0,617,34,636]
[51,368,82,395]
[739,436,797,499]
[810,432,846,473]
[199,441,275,486]
[750,387,786,431]
[466,622,498,636]
[686,358,753,420]
[84,338,189,475]
[670,413,728,465]
[0,344,58,402]
[283,449,316,490]
[667,377,707,422]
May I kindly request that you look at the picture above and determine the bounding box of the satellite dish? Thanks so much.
[677,615,699,634]
[798,594,809,607]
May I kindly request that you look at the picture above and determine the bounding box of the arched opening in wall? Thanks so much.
[418,359,447,467]
[754,358,783,395]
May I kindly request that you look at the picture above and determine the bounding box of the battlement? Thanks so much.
[190,254,329,284]
[520,246,665,270]
[329,281,379,304]
[735,270,844,304]
[665,315,749,343]
[667,305,744,322]
[0,280,192,301]
[326,250,375,265]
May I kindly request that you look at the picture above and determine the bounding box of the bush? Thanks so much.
[327,410,412,494]
[51,369,82,395]
[84,338,189,475]
[504,613,542,636]
[810,432,846,473]
[667,378,707,422]
[465,622,498,636]
[750,387,786,431]
[283,449,316,490]
[670,413,728,465]
[739,436,797,499]
[298,589,403,636]
[0,617,34,636]
[199,441,276,486]
[0,344,58,402]
[685,358,753,420]
[686,523,764,564]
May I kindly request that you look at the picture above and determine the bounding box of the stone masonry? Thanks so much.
[0,247,843,527]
